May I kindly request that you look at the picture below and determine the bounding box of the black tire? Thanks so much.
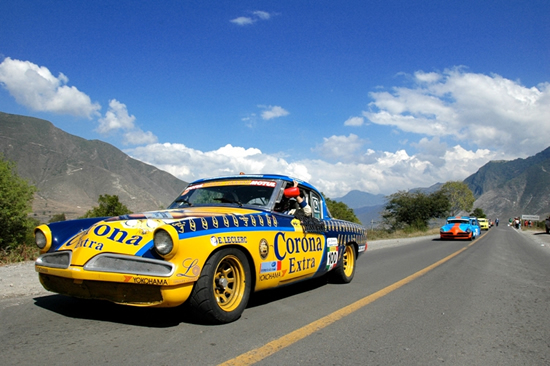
[329,244,356,284]
[188,248,251,324]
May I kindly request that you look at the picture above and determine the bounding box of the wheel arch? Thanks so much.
[203,244,257,292]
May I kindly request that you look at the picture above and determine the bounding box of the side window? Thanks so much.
[310,192,322,219]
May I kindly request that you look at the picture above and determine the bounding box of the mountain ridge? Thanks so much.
[0,112,187,222]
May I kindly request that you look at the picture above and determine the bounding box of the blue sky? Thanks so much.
[1,1,549,198]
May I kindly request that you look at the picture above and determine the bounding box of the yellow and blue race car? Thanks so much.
[34,174,367,324]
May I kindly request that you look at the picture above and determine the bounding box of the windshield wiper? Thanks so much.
[174,197,192,206]
[214,198,243,207]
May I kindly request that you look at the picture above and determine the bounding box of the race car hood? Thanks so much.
[50,206,268,266]
[440,223,471,234]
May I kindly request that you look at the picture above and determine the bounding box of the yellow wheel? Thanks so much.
[342,244,356,279]
[188,248,251,324]
[329,244,356,284]
[213,254,247,312]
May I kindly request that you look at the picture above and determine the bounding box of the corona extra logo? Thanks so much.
[92,225,144,246]
[273,232,322,261]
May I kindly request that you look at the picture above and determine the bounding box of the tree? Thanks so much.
[382,190,450,231]
[0,155,37,251]
[439,181,475,216]
[470,207,486,218]
[82,194,132,218]
[324,196,362,224]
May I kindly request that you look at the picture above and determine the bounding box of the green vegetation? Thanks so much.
[470,207,486,218]
[382,190,450,232]
[324,196,361,224]
[0,155,40,264]
[439,181,475,216]
[81,194,132,218]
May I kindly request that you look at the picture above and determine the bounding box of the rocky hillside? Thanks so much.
[465,147,550,220]
[0,112,187,222]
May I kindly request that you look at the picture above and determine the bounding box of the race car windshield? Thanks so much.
[168,180,277,209]
[447,219,469,224]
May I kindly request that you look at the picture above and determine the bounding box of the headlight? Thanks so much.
[154,229,173,255]
[34,225,52,253]
[35,230,47,249]
[153,227,180,259]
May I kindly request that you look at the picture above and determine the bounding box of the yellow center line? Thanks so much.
[219,243,474,366]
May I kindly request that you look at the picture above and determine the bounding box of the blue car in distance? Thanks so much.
[440,216,481,240]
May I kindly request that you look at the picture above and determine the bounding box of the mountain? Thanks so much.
[333,190,386,209]
[0,112,187,222]
[465,147,550,220]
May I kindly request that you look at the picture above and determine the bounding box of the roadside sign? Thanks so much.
[521,215,540,221]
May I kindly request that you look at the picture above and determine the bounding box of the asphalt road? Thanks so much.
[1,226,549,365]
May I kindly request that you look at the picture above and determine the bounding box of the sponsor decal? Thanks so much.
[325,247,338,270]
[177,258,201,278]
[259,238,269,259]
[123,275,168,286]
[273,232,323,260]
[216,236,248,244]
[210,236,219,246]
[358,244,366,252]
[260,260,281,273]
[274,232,322,274]
[250,180,277,187]
[73,237,105,251]
[327,237,338,247]
[259,271,286,281]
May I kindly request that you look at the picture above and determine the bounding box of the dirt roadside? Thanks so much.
[1,230,547,300]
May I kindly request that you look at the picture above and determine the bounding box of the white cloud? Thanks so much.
[230,17,255,26]
[344,116,364,126]
[363,68,550,156]
[125,139,500,198]
[312,134,365,161]
[98,99,136,133]
[259,105,289,120]
[98,99,158,146]
[124,129,158,146]
[231,10,273,26]
[0,57,100,118]
[125,69,550,198]
[253,11,271,20]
